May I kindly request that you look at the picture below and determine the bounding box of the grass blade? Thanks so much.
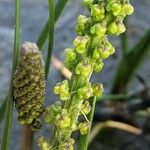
[37,0,69,49]
[45,0,55,80]
[112,29,150,93]
[0,99,7,124]
[0,0,20,149]
[78,97,96,150]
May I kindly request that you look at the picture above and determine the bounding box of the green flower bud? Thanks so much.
[91,4,105,21]
[81,101,91,115]
[55,109,71,128]
[75,61,92,77]
[117,22,126,34]
[78,122,90,135]
[93,60,104,72]
[83,0,94,7]
[53,84,61,94]
[77,83,93,99]
[92,48,100,59]
[58,138,74,150]
[122,3,134,15]
[90,23,106,37]
[38,137,51,150]
[109,47,115,55]
[76,15,89,34]
[106,0,116,11]
[92,83,104,97]
[108,22,118,34]
[73,36,90,54]
[60,91,70,101]
[65,48,77,62]
[111,2,121,16]
[99,49,110,59]
[44,103,61,124]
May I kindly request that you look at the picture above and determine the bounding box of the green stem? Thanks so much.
[45,0,55,80]
[0,0,20,149]
[0,98,7,124]
[78,97,96,150]
[36,0,69,49]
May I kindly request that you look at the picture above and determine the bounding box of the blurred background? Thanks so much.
[0,0,150,149]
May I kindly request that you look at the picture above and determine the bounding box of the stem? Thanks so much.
[21,126,34,150]
[0,0,20,149]
[45,0,55,80]
[36,0,69,50]
[78,97,96,150]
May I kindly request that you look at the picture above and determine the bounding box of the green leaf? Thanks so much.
[0,100,7,124]
[45,0,55,80]
[112,29,150,93]
[37,0,69,49]
[0,0,20,149]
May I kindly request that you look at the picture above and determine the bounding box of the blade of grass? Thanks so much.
[78,97,96,150]
[0,99,7,124]
[37,0,69,49]
[112,29,150,94]
[0,0,20,149]
[45,0,55,80]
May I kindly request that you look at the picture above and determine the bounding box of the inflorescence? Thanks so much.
[41,0,134,149]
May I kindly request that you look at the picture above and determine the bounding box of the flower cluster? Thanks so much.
[13,42,46,130]
[43,0,134,149]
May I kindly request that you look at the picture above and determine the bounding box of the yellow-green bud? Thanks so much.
[73,36,90,54]
[90,23,106,37]
[93,60,104,72]
[122,3,134,15]
[53,84,61,94]
[77,83,93,99]
[44,103,61,124]
[38,137,51,150]
[108,22,118,34]
[65,48,77,62]
[83,0,94,7]
[92,83,104,97]
[117,22,126,34]
[58,138,74,150]
[92,48,100,59]
[55,109,71,128]
[99,49,110,59]
[111,2,121,16]
[78,122,90,135]
[91,4,105,21]
[75,61,92,77]
[81,101,91,115]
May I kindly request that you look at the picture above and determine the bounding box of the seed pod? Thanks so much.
[13,41,46,129]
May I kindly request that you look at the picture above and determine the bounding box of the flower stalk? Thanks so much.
[41,0,134,149]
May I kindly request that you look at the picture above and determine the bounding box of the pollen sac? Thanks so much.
[13,41,46,129]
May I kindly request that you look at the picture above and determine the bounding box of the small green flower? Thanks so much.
[91,4,105,21]
[111,2,121,16]
[78,122,90,135]
[93,60,104,72]
[92,83,104,97]
[83,0,94,7]
[75,61,92,77]
[65,48,77,62]
[90,23,106,37]
[81,101,91,115]
[73,36,90,54]
[44,102,61,124]
[55,109,71,128]
[122,3,134,15]
[58,138,74,150]
[108,22,118,34]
